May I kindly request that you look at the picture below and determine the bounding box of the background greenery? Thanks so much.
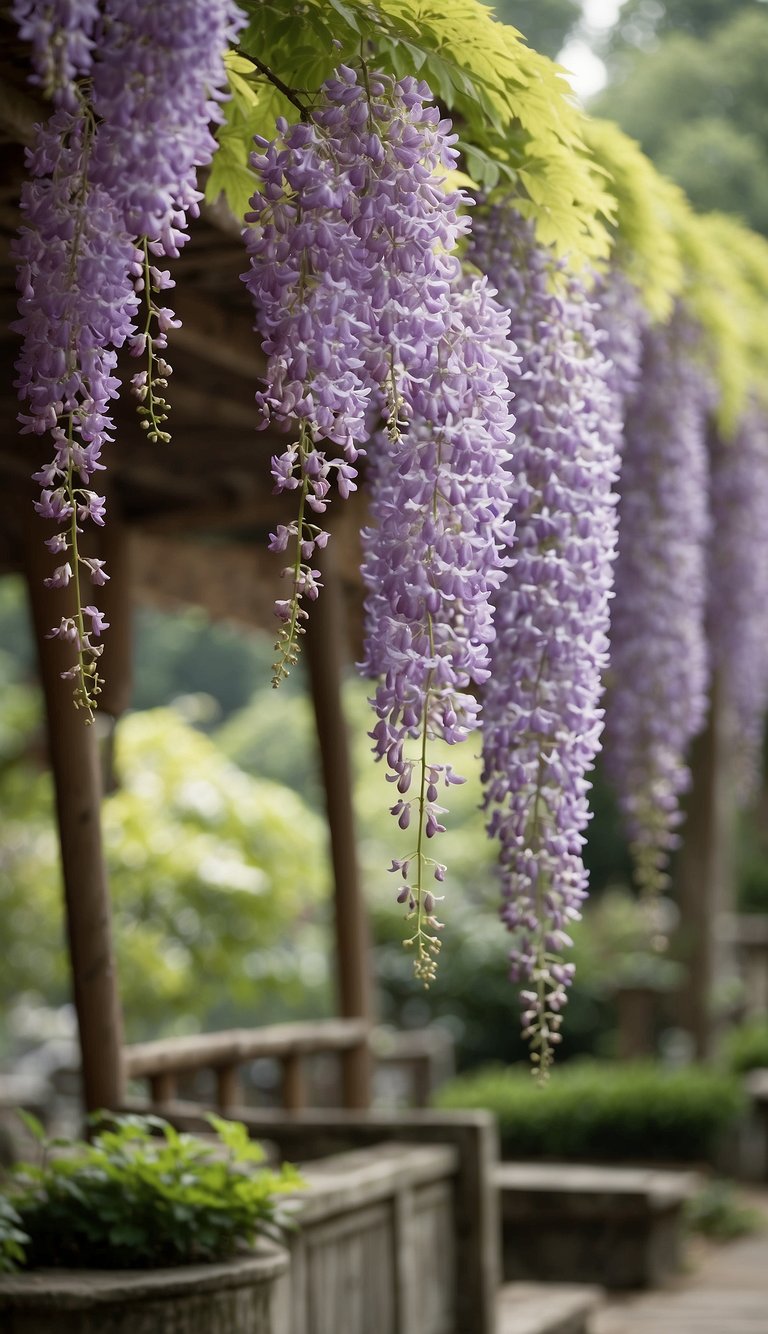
[0,565,763,1071]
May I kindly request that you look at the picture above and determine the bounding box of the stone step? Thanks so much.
[497,1281,603,1334]
[495,1161,700,1289]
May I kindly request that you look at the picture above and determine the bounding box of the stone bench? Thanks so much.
[497,1281,603,1334]
[495,1162,700,1290]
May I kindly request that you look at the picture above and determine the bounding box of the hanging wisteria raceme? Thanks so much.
[243,66,476,686]
[360,276,516,982]
[708,406,768,792]
[591,267,647,430]
[91,0,245,442]
[12,7,141,715]
[12,0,99,104]
[603,310,712,891]
[13,0,241,715]
[469,205,621,1073]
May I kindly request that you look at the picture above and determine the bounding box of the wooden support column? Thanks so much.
[96,508,133,719]
[674,681,736,1060]
[23,510,125,1114]
[305,541,373,1109]
[90,508,133,794]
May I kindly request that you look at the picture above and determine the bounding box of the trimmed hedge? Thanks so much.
[434,1060,745,1162]
[722,1019,768,1076]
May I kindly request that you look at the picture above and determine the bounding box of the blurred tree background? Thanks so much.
[4,561,764,1071]
[594,1,768,234]
[494,0,768,235]
[489,0,581,57]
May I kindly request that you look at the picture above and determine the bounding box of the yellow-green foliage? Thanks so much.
[584,121,768,430]
[206,0,768,430]
[696,214,768,421]
[207,0,613,266]
[583,118,683,321]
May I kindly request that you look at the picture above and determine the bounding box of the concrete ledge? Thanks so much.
[498,1281,602,1334]
[0,1245,290,1334]
[496,1162,699,1290]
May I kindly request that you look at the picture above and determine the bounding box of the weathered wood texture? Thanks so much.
[306,540,373,1109]
[280,1144,459,1334]
[123,1101,501,1334]
[496,1162,699,1291]
[124,1020,370,1112]
[0,1247,289,1334]
[23,510,124,1115]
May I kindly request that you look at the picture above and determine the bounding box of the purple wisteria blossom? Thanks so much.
[13,0,241,714]
[12,0,99,103]
[592,267,647,425]
[470,206,621,1071]
[360,277,516,981]
[708,405,768,792]
[243,66,477,687]
[13,103,140,713]
[91,0,243,249]
[603,309,712,890]
[92,0,245,443]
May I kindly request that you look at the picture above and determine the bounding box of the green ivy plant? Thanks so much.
[1,1112,303,1272]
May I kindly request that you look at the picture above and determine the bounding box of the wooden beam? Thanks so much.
[305,539,373,1109]
[23,505,125,1115]
[674,679,737,1060]
[172,289,266,381]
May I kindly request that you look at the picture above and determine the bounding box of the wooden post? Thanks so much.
[674,681,736,1060]
[90,509,133,793]
[305,541,373,1109]
[215,1063,242,1113]
[281,1053,306,1112]
[96,508,133,719]
[23,510,125,1114]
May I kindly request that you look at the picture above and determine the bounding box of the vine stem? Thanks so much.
[237,50,309,119]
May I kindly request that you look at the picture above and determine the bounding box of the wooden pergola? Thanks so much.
[0,22,738,1116]
[0,35,374,1113]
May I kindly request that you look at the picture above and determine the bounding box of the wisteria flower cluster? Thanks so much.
[592,267,647,430]
[243,66,480,686]
[708,406,768,792]
[469,206,621,1070]
[245,69,516,979]
[360,279,516,982]
[12,0,100,104]
[603,311,712,890]
[13,0,242,715]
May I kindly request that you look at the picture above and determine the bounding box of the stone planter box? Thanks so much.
[0,1243,290,1334]
[496,1161,700,1290]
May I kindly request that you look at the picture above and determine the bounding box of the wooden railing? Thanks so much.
[123,1018,370,1113]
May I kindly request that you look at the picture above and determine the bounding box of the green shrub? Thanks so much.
[1,1112,302,1272]
[434,1060,745,1162]
[685,1179,763,1240]
[722,1019,768,1075]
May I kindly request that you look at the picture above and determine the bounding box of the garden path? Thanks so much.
[594,1192,768,1334]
